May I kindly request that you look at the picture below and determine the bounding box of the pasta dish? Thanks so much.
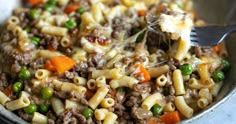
[0,0,231,124]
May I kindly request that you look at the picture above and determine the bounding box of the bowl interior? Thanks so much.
[182,0,236,123]
[0,0,236,123]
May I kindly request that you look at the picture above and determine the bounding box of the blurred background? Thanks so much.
[194,0,236,25]
[0,0,21,25]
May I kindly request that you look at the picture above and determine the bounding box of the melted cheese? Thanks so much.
[159,13,193,40]
[159,12,193,61]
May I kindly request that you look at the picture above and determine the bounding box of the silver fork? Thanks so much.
[190,25,236,46]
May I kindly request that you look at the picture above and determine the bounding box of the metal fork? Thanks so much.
[190,25,236,46]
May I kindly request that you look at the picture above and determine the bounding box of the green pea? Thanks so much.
[24,27,31,33]
[29,36,40,46]
[39,104,49,113]
[29,9,40,20]
[151,104,163,116]
[12,82,23,93]
[24,103,38,114]
[221,59,230,72]
[18,67,31,80]
[65,19,77,29]
[116,87,128,92]
[47,0,57,5]
[136,32,145,42]
[44,4,54,12]
[131,28,141,35]
[180,63,193,75]
[212,70,224,83]
[41,87,54,100]
[76,7,85,15]
[82,108,93,119]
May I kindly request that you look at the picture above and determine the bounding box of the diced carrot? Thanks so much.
[47,45,55,51]
[85,90,94,99]
[160,111,181,124]
[137,9,148,16]
[213,43,223,53]
[27,0,43,6]
[44,60,56,72]
[64,5,80,14]
[148,119,159,124]
[50,56,76,74]
[134,64,151,83]
[3,85,13,97]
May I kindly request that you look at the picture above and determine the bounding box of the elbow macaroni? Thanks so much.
[88,87,109,109]
[41,26,67,36]
[65,99,79,109]
[142,92,162,110]
[91,3,105,24]
[103,112,118,124]
[156,74,167,87]
[35,69,51,80]
[173,69,186,95]
[175,38,191,61]
[96,76,107,87]
[188,78,205,89]
[197,97,209,109]
[92,68,123,79]
[0,91,11,105]
[197,63,215,87]
[80,12,99,31]
[38,50,63,59]
[164,102,176,112]
[73,76,87,86]
[109,76,139,89]
[210,81,223,97]
[7,16,20,25]
[100,98,115,108]
[174,96,193,118]
[61,83,87,96]
[87,79,97,90]
[60,36,72,47]
[95,108,108,121]
[199,88,213,103]
[32,112,48,124]
[6,96,30,111]
[148,65,170,78]
[51,97,65,115]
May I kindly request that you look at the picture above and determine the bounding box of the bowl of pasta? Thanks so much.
[0,0,236,124]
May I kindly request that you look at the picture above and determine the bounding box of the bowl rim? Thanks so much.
[0,0,236,123]
[180,88,236,123]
